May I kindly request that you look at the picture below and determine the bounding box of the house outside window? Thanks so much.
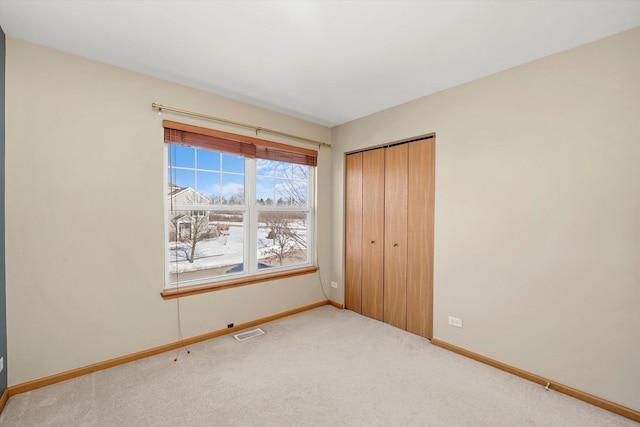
[164,121,316,290]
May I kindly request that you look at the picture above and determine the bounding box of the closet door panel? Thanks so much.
[345,153,363,313]
[361,149,385,320]
[384,144,408,329]
[406,139,435,339]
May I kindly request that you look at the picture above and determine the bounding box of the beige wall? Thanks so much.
[331,28,640,410]
[5,38,332,386]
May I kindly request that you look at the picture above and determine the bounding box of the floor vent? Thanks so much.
[233,328,265,341]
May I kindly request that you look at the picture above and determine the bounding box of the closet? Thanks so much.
[345,138,435,339]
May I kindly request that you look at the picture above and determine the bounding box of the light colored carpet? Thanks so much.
[1,306,636,426]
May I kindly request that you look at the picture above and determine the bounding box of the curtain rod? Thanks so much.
[151,103,331,148]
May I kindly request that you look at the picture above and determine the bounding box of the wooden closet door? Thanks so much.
[384,144,408,329]
[345,153,363,313]
[406,139,435,339]
[361,149,385,320]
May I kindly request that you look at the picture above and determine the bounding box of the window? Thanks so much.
[164,121,316,290]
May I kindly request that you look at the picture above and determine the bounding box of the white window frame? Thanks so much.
[164,147,315,290]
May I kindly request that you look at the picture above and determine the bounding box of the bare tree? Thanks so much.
[170,211,212,263]
[274,163,308,206]
[261,212,306,266]
[255,162,310,266]
[168,187,215,263]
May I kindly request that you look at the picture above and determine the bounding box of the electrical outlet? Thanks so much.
[0,357,3,373]
[330,281,338,289]
[227,323,234,328]
[448,316,463,328]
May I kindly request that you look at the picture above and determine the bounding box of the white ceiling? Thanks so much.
[1,0,639,127]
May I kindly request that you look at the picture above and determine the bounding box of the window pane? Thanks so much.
[275,180,289,206]
[274,161,292,179]
[170,186,211,207]
[167,210,245,284]
[196,171,220,203]
[256,177,275,205]
[256,163,309,206]
[256,158,274,177]
[291,164,308,181]
[274,178,309,207]
[289,179,308,207]
[257,211,308,269]
[169,168,194,189]
[222,154,245,173]
[196,149,220,171]
[275,179,291,206]
[169,145,195,168]
[222,174,244,205]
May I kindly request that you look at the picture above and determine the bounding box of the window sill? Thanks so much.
[161,265,319,300]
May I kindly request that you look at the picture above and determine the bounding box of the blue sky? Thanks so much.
[168,144,308,205]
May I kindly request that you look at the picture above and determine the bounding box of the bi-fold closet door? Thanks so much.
[345,138,434,339]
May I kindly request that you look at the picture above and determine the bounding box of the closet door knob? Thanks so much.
[371,240,375,244]
[393,243,399,247]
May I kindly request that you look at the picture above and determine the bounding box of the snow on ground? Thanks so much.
[168,223,307,273]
